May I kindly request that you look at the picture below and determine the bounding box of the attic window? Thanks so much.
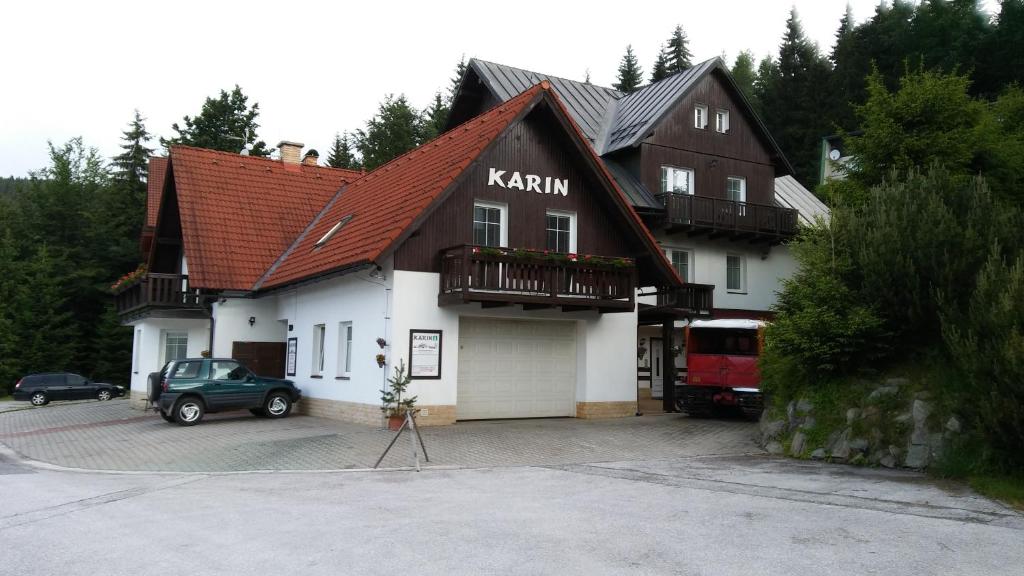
[315,215,354,248]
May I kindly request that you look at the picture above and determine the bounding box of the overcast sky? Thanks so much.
[0,0,1000,177]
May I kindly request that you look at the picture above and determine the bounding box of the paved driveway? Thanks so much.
[0,399,760,472]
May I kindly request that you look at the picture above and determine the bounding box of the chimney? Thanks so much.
[277,140,304,164]
[302,149,320,166]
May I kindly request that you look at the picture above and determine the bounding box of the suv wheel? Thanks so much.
[30,392,48,406]
[174,398,205,426]
[263,393,292,419]
[97,390,112,401]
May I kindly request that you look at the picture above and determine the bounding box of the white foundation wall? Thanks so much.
[127,318,209,396]
[653,233,798,312]
[391,270,638,408]
[211,297,286,357]
[274,265,392,405]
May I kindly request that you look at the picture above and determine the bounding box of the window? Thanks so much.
[211,361,248,381]
[726,254,746,292]
[668,249,692,282]
[170,361,202,379]
[545,210,576,253]
[132,329,142,374]
[726,177,746,202]
[337,322,353,377]
[661,166,694,195]
[473,202,507,247]
[312,324,326,376]
[694,104,708,129]
[67,374,88,386]
[164,331,188,363]
[315,214,354,248]
[716,109,730,133]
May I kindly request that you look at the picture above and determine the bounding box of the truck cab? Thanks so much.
[677,319,765,418]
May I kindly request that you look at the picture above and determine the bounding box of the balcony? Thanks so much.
[114,273,204,317]
[657,283,715,316]
[438,245,637,313]
[656,193,798,242]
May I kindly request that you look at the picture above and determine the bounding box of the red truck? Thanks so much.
[677,319,766,419]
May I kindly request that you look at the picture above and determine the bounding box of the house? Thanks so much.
[447,58,827,409]
[118,58,827,425]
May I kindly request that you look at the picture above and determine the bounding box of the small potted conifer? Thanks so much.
[380,359,417,431]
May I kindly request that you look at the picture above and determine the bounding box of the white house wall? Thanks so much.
[211,297,287,357]
[126,317,209,408]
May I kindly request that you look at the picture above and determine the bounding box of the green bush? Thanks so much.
[942,250,1024,472]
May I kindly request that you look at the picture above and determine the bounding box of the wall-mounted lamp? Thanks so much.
[708,159,719,169]
[248,316,256,327]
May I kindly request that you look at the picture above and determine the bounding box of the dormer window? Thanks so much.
[315,214,354,248]
[716,109,730,133]
[694,104,708,129]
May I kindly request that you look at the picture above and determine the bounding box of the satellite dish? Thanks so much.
[240,148,250,156]
[829,149,842,161]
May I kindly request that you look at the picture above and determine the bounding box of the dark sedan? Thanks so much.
[13,373,125,406]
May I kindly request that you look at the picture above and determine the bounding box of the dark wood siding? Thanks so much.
[639,145,776,205]
[640,71,776,205]
[395,105,645,273]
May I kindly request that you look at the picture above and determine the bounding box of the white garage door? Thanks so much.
[457,317,577,420]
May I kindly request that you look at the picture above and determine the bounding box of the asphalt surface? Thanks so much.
[1,447,1021,576]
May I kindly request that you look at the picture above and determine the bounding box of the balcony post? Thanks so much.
[661,317,676,413]
[461,245,470,298]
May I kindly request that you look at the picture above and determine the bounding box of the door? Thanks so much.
[44,374,72,400]
[457,317,576,420]
[206,360,257,410]
[651,338,664,399]
[232,342,287,378]
[65,373,96,400]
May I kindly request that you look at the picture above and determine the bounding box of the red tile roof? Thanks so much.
[167,147,362,290]
[146,156,168,228]
[259,84,546,289]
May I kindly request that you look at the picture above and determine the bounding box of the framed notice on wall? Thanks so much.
[409,329,442,379]
[286,337,297,377]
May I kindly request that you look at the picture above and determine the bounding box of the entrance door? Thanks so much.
[232,341,287,378]
[457,317,576,420]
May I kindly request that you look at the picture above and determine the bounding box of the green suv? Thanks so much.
[151,358,301,426]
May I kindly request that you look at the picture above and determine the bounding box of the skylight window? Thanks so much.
[315,215,353,248]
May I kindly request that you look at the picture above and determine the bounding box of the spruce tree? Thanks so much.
[665,25,693,73]
[14,244,76,375]
[731,50,758,103]
[0,229,23,393]
[420,91,449,141]
[355,94,422,170]
[326,133,359,170]
[112,110,153,196]
[828,4,862,131]
[613,45,644,93]
[447,56,467,106]
[651,48,669,82]
[161,85,269,156]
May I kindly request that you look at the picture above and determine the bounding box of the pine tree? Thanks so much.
[651,47,669,83]
[447,56,467,106]
[420,91,449,141]
[731,50,758,103]
[355,94,422,170]
[111,110,153,196]
[664,25,693,73]
[757,8,834,186]
[614,45,644,93]
[0,229,24,393]
[161,85,269,156]
[13,244,76,375]
[326,133,359,170]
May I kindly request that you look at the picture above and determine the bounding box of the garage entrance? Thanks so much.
[456,317,576,420]
[232,341,287,378]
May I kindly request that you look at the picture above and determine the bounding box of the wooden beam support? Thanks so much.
[662,318,676,413]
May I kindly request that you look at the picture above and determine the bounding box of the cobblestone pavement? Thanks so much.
[0,399,761,472]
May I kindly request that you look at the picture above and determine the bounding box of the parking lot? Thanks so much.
[0,399,761,472]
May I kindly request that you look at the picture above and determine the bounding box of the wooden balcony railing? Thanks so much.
[439,245,637,313]
[656,193,799,240]
[657,283,715,316]
[114,273,203,315]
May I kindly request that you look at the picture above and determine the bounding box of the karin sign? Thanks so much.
[488,168,568,196]
[409,330,442,379]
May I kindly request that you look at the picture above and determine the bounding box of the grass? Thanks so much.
[0,394,11,401]
[969,476,1024,511]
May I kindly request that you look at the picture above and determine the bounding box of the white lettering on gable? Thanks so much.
[487,167,568,197]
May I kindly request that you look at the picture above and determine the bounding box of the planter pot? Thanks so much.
[388,414,405,431]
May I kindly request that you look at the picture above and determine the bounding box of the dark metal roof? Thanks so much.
[598,58,719,154]
[469,59,621,143]
[603,158,661,210]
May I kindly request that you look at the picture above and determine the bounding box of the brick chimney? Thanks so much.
[302,149,320,166]
[277,141,304,164]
